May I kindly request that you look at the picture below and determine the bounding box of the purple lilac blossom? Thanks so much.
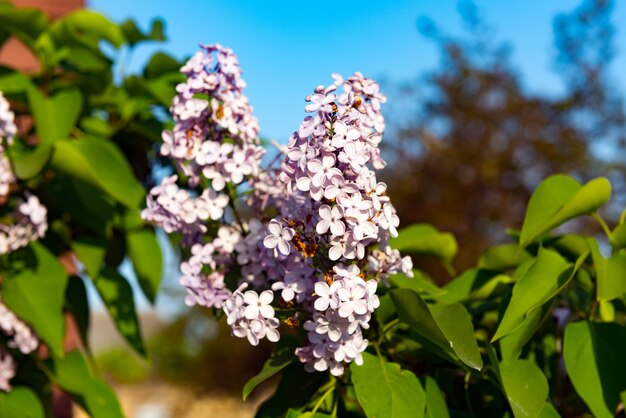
[142,45,414,374]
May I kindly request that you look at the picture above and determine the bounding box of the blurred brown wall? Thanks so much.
[0,0,85,72]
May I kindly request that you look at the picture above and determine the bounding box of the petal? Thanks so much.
[259,290,274,305]
[328,327,342,342]
[314,298,330,312]
[336,287,350,301]
[319,205,332,219]
[263,235,279,249]
[260,305,275,318]
[353,286,366,299]
[277,240,291,256]
[244,305,259,320]
[246,331,259,346]
[316,219,331,234]
[267,220,282,235]
[330,221,345,237]
[266,327,280,342]
[243,291,259,305]
[315,282,330,297]
[354,300,368,315]
[307,159,323,173]
[338,302,353,317]
[328,245,343,261]
[296,176,311,191]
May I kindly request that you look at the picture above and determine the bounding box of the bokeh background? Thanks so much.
[3,1,625,417]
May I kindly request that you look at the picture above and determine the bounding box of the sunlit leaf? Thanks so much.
[391,289,482,370]
[351,352,426,418]
[520,175,610,247]
[564,321,626,418]
[2,242,68,355]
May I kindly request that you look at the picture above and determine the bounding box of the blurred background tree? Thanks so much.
[382,0,626,275]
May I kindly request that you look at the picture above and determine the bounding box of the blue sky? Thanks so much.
[89,0,626,144]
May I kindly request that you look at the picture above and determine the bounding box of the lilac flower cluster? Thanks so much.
[0,194,48,255]
[0,92,17,197]
[265,73,413,374]
[143,46,413,376]
[0,93,48,255]
[0,92,45,391]
[0,301,39,391]
[143,44,265,243]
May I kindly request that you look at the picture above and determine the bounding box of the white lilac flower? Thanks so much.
[316,205,345,237]
[0,350,15,392]
[263,220,294,257]
[0,302,38,355]
[243,290,275,320]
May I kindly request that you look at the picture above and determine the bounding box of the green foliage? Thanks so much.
[0,386,44,418]
[48,351,124,418]
[93,268,146,356]
[391,224,457,265]
[2,242,68,355]
[519,175,610,247]
[351,352,426,418]
[0,2,178,415]
[243,340,295,401]
[252,173,626,417]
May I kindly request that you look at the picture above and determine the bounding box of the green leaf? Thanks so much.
[0,73,34,93]
[391,224,457,263]
[351,352,426,418]
[27,87,83,144]
[424,376,450,418]
[598,300,615,322]
[492,247,579,341]
[121,18,165,46]
[389,270,446,298]
[285,410,332,418]
[243,339,295,401]
[255,364,326,418]
[8,140,53,179]
[0,6,48,50]
[72,234,106,278]
[611,222,626,251]
[520,175,611,247]
[49,351,124,418]
[538,402,561,418]
[548,234,592,260]
[65,276,91,352]
[429,303,483,370]
[478,244,532,271]
[563,321,626,418]
[79,116,116,138]
[440,268,511,304]
[50,10,124,50]
[144,52,181,79]
[2,242,68,355]
[126,229,162,304]
[499,301,552,362]
[0,387,44,418]
[500,359,549,418]
[93,267,146,356]
[50,136,145,209]
[589,238,626,301]
[390,289,482,370]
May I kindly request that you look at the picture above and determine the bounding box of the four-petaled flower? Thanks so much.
[263,220,294,256]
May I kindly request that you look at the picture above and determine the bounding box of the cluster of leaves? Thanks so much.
[0,2,179,416]
[245,174,626,418]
